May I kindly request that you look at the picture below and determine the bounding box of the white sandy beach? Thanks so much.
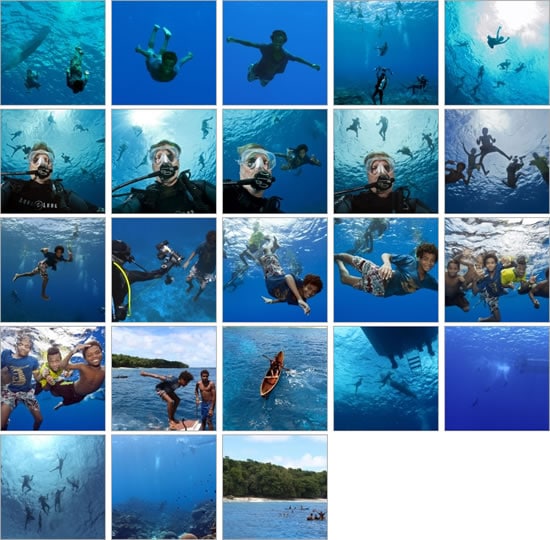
[223,497,327,503]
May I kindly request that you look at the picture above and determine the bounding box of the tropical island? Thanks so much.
[223,457,327,500]
[112,353,189,369]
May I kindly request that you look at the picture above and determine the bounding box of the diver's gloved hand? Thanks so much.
[114,305,128,321]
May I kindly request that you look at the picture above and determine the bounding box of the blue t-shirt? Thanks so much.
[194,242,216,274]
[265,274,304,305]
[383,254,438,297]
[477,262,506,298]
[1,349,39,392]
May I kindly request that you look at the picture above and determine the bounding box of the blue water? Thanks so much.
[1,109,106,209]
[1,435,105,539]
[334,326,438,431]
[111,109,216,209]
[334,1,438,105]
[1,1,105,105]
[224,500,328,540]
[334,218,439,322]
[223,109,327,213]
[445,1,550,105]
[2,218,106,323]
[223,2,327,105]
[112,367,217,430]
[1,326,105,431]
[445,218,549,323]
[112,1,216,105]
[445,326,549,430]
[445,109,549,213]
[223,327,327,431]
[223,218,328,323]
[334,109,438,212]
[112,435,216,538]
[112,217,216,322]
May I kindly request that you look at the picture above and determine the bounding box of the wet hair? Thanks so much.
[200,369,210,377]
[54,245,64,253]
[16,334,33,346]
[416,243,438,263]
[150,140,182,156]
[447,260,459,270]
[456,162,466,171]
[47,346,61,358]
[363,151,392,166]
[83,340,102,359]
[178,370,194,383]
[162,51,178,64]
[483,253,498,266]
[206,230,216,244]
[294,144,308,153]
[303,274,324,293]
[237,143,266,156]
[271,30,287,43]
[515,255,527,266]
[112,240,132,262]
[31,142,55,159]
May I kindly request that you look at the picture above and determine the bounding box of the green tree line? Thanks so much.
[112,354,188,369]
[223,457,327,499]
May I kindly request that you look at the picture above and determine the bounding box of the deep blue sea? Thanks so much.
[445,218,549,323]
[334,1,438,105]
[224,500,328,540]
[111,109,216,211]
[445,109,549,214]
[1,435,105,539]
[223,327,327,431]
[112,217,216,322]
[334,218,439,323]
[1,1,105,105]
[223,109,327,213]
[1,326,105,431]
[334,326,438,431]
[445,326,549,430]
[112,367,217,431]
[112,1,216,105]
[223,218,328,323]
[223,2,327,105]
[1,109,106,209]
[2,218,106,323]
[445,1,550,105]
[112,435,216,539]
[334,109,438,212]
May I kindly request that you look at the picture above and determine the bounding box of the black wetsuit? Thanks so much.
[335,188,432,213]
[1,178,99,213]
[223,184,283,213]
[114,175,215,213]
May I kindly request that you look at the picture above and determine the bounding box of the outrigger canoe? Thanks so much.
[260,351,284,398]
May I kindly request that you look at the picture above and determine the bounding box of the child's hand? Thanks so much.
[261,296,274,304]
[298,299,311,316]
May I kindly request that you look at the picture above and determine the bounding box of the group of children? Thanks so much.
[1,334,105,430]
[445,249,548,322]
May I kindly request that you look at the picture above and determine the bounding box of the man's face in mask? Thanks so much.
[29,151,53,183]
[365,156,394,198]
[151,146,180,186]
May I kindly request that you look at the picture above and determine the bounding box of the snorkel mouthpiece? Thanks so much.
[251,170,274,190]
[35,166,52,179]
[376,174,394,191]
[158,164,178,181]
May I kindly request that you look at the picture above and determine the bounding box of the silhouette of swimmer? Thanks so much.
[372,66,391,105]
[487,26,510,49]
[397,146,413,159]
[376,41,388,56]
[530,152,549,183]
[346,118,361,138]
[476,127,510,174]
[376,116,388,141]
[354,377,363,394]
[66,46,89,93]
[24,69,40,90]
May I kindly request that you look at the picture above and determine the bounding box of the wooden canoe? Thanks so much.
[260,351,284,398]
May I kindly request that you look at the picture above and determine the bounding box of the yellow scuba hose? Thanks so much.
[112,261,132,317]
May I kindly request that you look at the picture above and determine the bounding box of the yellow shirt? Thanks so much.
[500,267,526,286]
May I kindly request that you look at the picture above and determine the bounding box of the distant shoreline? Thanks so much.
[223,497,327,503]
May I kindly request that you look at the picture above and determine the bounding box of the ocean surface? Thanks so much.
[112,109,216,209]
[1,1,105,105]
[223,2,327,105]
[445,109,549,213]
[2,218,106,323]
[334,217,439,322]
[224,500,328,540]
[223,327,327,431]
[112,367,217,431]
[334,326,438,431]
[112,435,216,539]
[445,1,550,105]
[112,1,216,105]
[1,108,106,209]
[223,218,328,323]
[223,109,327,213]
[445,326,549,430]
[1,435,105,539]
[334,1,438,105]
[334,109,438,212]
[1,326,105,431]
[112,217,216,322]
[445,218,549,323]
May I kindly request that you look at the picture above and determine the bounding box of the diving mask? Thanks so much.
[149,145,180,165]
[365,156,395,176]
[238,148,276,171]
[29,151,54,168]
